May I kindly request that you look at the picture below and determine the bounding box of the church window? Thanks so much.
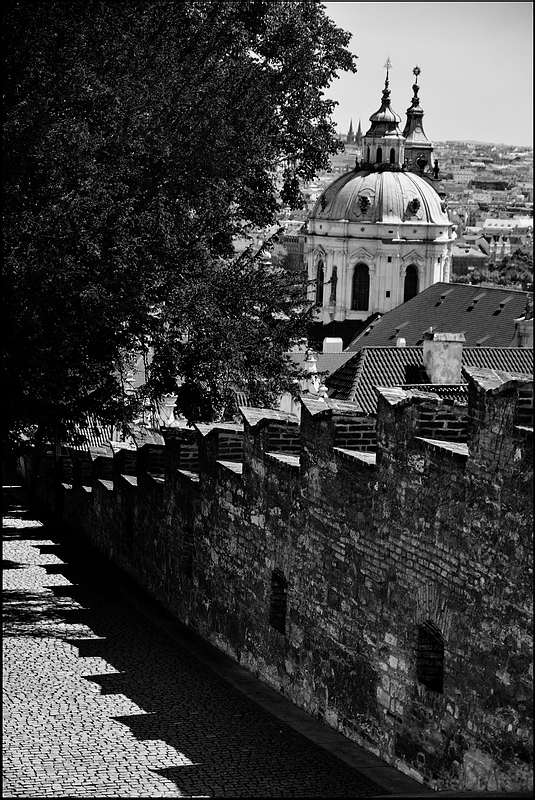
[417,620,444,693]
[352,263,370,311]
[315,260,325,304]
[376,147,383,164]
[366,146,370,162]
[390,148,396,164]
[404,264,419,302]
[269,569,288,634]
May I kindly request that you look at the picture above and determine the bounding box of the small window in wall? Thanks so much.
[315,260,325,305]
[417,620,444,693]
[366,146,371,162]
[390,148,396,164]
[376,146,383,164]
[269,569,288,634]
[352,263,370,311]
[404,264,419,302]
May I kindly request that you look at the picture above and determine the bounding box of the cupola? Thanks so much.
[362,58,405,168]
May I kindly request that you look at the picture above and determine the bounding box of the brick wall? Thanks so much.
[21,368,533,793]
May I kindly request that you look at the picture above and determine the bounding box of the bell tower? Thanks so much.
[402,66,435,176]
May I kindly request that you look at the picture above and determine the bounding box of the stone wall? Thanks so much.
[21,368,533,793]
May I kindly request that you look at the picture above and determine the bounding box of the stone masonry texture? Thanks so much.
[16,367,534,794]
[2,490,390,798]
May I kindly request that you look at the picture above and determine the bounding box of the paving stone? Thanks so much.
[3,488,388,798]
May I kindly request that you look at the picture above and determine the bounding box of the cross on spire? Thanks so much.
[384,56,392,78]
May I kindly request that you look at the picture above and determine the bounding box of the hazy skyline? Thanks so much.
[322,1,533,148]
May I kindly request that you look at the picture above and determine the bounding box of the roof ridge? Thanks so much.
[349,349,368,402]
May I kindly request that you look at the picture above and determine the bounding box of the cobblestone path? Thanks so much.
[3,487,388,798]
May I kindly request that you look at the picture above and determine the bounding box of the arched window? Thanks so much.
[366,145,371,162]
[390,148,396,164]
[404,264,419,302]
[376,146,383,164]
[417,620,444,693]
[352,263,370,310]
[315,260,324,305]
[269,569,288,634]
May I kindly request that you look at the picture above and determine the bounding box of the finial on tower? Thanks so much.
[410,65,422,107]
[384,56,392,83]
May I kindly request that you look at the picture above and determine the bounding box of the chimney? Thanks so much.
[510,317,533,348]
[323,337,343,353]
[422,330,465,384]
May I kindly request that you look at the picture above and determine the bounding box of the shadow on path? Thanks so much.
[3,483,388,798]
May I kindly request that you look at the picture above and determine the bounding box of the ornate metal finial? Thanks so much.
[410,65,421,107]
[384,56,392,81]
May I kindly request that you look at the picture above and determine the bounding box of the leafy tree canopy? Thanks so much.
[454,246,533,294]
[3,0,357,445]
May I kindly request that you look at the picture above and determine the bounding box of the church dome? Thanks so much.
[311,168,449,226]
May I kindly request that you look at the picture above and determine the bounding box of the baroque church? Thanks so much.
[304,65,456,338]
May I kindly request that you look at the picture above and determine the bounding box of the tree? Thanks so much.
[455,246,533,292]
[3,0,357,446]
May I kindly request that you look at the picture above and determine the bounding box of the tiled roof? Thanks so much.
[288,351,355,379]
[346,283,531,351]
[326,346,533,415]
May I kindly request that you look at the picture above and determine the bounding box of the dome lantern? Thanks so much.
[362,57,405,169]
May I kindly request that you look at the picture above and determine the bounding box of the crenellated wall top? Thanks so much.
[241,407,299,430]
[462,366,533,396]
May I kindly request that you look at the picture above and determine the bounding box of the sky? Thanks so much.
[321,1,533,147]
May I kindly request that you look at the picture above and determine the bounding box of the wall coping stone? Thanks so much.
[463,366,533,395]
[176,468,200,483]
[376,386,415,407]
[265,452,300,469]
[416,437,469,457]
[217,460,244,475]
[195,422,244,437]
[334,448,377,467]
[301,397,365,417]
[241,408,299,429]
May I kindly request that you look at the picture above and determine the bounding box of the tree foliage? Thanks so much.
[3,0,357,443]
[455,246,533,292]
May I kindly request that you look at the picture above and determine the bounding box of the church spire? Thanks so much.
[362,58,405,167]
[402,65,434,175]
[356,118,363,147]
[347,118,354,143]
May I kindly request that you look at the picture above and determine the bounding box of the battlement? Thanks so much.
[22,368,533,793]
